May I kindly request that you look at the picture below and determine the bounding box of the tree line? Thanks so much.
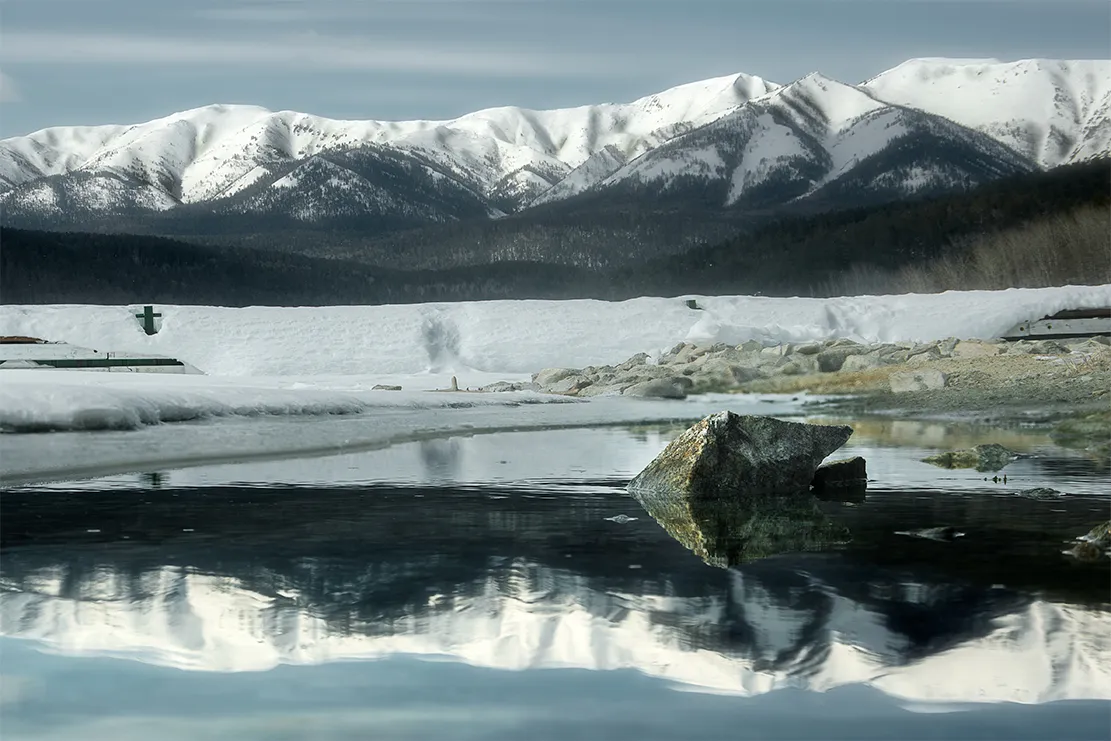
[3,159,1106,305]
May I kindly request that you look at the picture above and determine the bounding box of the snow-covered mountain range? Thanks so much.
[0,58,1107,231]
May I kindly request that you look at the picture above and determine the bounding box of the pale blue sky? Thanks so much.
[1,0,1108,136]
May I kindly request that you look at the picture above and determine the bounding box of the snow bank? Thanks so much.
[2,285,1109,376]
[0,371,572,433]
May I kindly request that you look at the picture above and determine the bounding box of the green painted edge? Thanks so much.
[29,358,185,368]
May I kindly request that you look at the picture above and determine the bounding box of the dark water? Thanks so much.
[1,425,1109,741]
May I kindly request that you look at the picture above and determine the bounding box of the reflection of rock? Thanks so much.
[1078,521,1111,548]
[1014,487,1067,500]
[419,438,462,479]
[631,486,851,567]
[1067,541,1106,562]
[628,412,853,498]
[922,443,1017,472]
[896,526,966,542]
[1065,518,1108,562]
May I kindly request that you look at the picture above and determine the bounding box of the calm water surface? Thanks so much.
[2,422,1109,740]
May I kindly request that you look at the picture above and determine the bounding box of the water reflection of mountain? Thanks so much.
[1,483,1109,702]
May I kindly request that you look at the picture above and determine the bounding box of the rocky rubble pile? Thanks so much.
[491,335,1111,399]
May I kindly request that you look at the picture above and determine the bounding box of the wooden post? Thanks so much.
[135,305,162,335]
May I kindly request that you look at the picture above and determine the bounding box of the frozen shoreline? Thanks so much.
[0,392,815,486]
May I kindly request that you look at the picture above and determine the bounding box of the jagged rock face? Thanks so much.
[627,412,853,498]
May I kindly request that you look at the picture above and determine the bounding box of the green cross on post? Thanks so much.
[135,305,162,335]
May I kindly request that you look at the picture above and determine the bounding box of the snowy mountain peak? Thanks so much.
[0,58,1106,230]
[762,73,887,135]
[0,71,778,209]
[862,58,1111,167]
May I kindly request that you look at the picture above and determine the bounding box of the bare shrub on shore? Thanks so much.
[821,204,1111,296]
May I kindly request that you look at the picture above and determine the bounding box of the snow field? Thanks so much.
[3,285,1109,377]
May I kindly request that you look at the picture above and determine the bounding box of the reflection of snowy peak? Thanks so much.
[3,560,1109,703]
[0,58,1105,230]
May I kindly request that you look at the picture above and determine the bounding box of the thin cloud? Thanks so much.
[0,71,22,103]
[0,31,626,79]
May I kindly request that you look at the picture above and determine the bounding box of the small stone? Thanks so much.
[548,376,591,394]
[889,369,948,393]
[906,346,942,365]
[372,384,403,391]
[622,377,691,399]
[921,443,1017,472]
[951,340,1002,359]
[811,456,867,489]
[796,343,821,355]
[776,361,804,376]
[840,354,884,373]
[1014,487,1066,500]
[817,347,866,373]
[533,367,579,386]
[617,353,650,371]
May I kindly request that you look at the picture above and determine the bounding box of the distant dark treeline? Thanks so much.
[0,229,606,305]
[3,159,1107,305]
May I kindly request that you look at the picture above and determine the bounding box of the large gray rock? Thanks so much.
[628,412,853,498]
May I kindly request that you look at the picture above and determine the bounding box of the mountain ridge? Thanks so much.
[0,57,1106,264]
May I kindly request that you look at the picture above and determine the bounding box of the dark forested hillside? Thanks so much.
[612,159,1111,297]
[0,229,605,305]
[3,159,1106,305]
